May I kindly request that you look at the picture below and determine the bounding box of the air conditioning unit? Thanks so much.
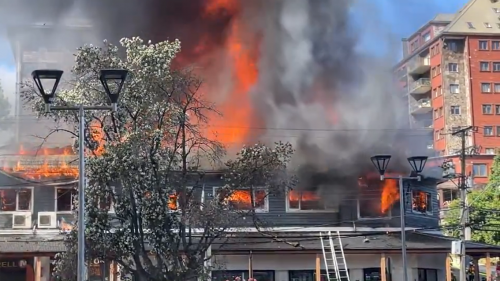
[12,213,32,229]
[37,212,57,228]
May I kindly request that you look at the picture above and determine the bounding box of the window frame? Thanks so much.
[450,105,460,115]
[212,270,275,281]
[494,62,500,72]
[494,83,500,93]
[287,190,338,213]
[485,148,496,155]
[448,63,458,72]
[472,164,488,177]
[417,268,438,281]
[484,126,494,136]
[0,187,34,213]
[493,41,500,50]
[479,40,489,50]
[480,61,490,71]
[411,189,433,215]
[481,82,492,93]
[214,186,269,213]
[482,104,493,114]
[450,83,459,94]
[55,186,76,214]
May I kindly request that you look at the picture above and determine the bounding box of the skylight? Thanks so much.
[467,22,475,29]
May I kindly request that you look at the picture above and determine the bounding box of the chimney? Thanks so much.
[401,38,409,58]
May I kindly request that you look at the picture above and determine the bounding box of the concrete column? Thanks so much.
[380,253,387,281]
[315,254,321,281]
[486,253,491,281]
[446,255,452,281]
[34,257,41,281]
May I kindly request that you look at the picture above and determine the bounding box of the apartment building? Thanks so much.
[395,0,500,211]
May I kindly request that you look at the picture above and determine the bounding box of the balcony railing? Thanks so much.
[408,56,431,75]
[411,98,432,114]
[409,78,431,94]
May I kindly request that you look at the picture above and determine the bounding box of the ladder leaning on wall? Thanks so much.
[320,231,350,281]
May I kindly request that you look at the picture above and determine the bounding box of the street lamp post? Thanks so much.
[32,69,128,281]
[370,155,428,281]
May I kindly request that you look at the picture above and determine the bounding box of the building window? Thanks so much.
[0,189,32,211]
[412,190,432,214]
[496,105,500,114]
[494,41,500,50]
[472,164,488,177]
[422,32,431,42]
[450,106,460,115]
[442,189,458,208]
[480,61,490,71]
[56,187,75,212]
[479,40,489,50]
[494,83,500,93]
[450,84,459,93]
[448,63,458,72]
[288,190,336,211]
[484,126,494,136]
[485,148,496,155]
[213,271,275,281]
[363,268,381,281]
[483,104,493,114]
[417,268,438,281]
[467,22,475,29]
[485,22,493,28]
[434,130,440,140]
[494,62,500,71]
[357,179,393,219]
[494,8,500,13]
[216,188,268,212]
[289,270,330,281]
[482,82,492,92]
[451,126,461,133]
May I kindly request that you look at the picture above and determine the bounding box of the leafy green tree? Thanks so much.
[22,37,295,281]
[443,155,500,245]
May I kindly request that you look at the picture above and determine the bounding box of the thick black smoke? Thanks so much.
[1,0,437,204]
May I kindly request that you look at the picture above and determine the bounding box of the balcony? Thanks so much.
[412,120,433,130]
[411,99,432,114]
[408,56,431,75]
[409,78,431,95]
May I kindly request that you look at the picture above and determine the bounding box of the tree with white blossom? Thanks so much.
[22,37,296,281]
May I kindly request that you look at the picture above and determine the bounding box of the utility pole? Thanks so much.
[452,126,473,281]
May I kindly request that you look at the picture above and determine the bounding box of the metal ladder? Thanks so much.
[320,231,350,281]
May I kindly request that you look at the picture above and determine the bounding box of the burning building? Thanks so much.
[2,0,496,281]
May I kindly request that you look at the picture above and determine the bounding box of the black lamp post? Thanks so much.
[99,69,129,111]
[31,69,64,112]
[32,68,128,281]
[369,154,428,281]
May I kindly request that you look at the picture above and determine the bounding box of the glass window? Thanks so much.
[495,83,500,93]
[485,148,496,155]
[0,189,32,211]
[411,190,432,214]
[493,41,500,50]
[480,61,490,71]
[482,83,492,92]
[442,189,458,203]
[363,268,381,281]
[484,126,494,136]
[450,84,459,93]
[216,188,268,212]
[417,268,437,281]
[289,270,327,281]
[56,188,75,212]
[472,164,487,177]
[448,63,458,72]
[479,40,489,50]
[494,62,500,71]
[212,271,274,281]
[450,106,460,115]
[483,104,493,114]
[422,32,431,42]
[288,191,336,211]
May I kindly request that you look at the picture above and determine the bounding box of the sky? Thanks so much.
[0,0,470,106]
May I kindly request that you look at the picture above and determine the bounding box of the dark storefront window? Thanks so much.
[289,270,327,281]
[363,268,381,281]
[212,270,274,281]
[417,268,437,281]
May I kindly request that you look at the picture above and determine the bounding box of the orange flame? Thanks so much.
[380,179,399,214]
[203,0,260,146]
